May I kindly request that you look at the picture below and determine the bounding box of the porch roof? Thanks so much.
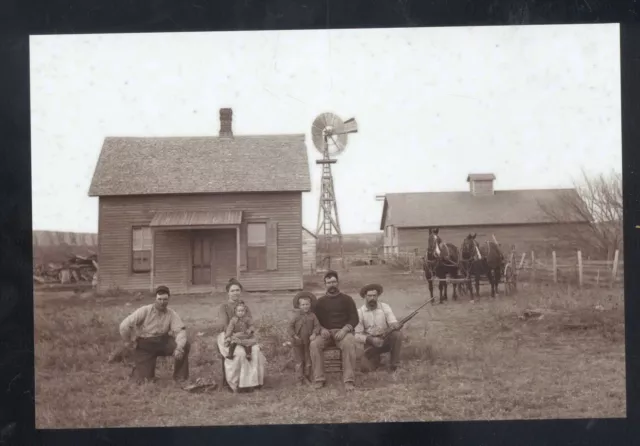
[149,210,243,228]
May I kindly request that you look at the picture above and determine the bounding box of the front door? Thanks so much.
[191,233,215,286]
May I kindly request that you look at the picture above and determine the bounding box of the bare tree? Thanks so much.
[538,169,622,260]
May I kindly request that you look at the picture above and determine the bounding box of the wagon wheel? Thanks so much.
[503,262,516,295]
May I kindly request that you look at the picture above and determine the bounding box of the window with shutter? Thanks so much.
[247,223,267,271]
[132,226,152,272]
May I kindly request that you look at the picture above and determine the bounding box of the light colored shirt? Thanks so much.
[354,302,398,344]
[119,304,187,350]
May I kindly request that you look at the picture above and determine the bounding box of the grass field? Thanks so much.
[34,265,626,428]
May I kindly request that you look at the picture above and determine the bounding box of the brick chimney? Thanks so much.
[467,173,496,196]
[219,108,233,138]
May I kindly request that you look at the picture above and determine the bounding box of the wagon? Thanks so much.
[427,247,523,297]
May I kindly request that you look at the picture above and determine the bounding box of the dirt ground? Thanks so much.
[34,265,626,428]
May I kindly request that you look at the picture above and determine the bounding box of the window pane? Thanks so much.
[247,247,259,270]
[257,247,266,270]
[133,227,153,251]
[133,229,143,250]
[141,227,152,250]
[133,250,150,271]
[248,223,266,246]
[247,246,266,270]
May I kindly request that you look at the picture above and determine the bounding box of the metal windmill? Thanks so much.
[310,112,358,270]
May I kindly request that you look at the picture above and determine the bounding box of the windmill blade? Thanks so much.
[310,112,346,154]
[328,114,345,136]
[328,134,347,155]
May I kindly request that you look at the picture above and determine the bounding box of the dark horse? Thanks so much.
[422,228,461,303]
[460,233,504,299]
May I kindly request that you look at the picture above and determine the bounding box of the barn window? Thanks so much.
[247,222,267,271]
[132,226,152,273]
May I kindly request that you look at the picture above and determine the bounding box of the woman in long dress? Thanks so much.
[217,278,266,392]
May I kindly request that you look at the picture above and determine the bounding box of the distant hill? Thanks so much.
[33,230,97,247]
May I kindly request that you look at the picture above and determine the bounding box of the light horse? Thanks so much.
[422,228,461,304]
[460,233,504,299]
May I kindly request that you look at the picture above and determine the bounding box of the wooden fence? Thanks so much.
[380,249,624,288]
[518,249,624,287]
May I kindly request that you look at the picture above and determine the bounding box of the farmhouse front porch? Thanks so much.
[147,210,243,294]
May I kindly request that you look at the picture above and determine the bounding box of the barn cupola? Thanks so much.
[219,108,233,138]
[467,173,496,196]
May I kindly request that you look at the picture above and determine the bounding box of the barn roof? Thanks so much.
[88,135,311,197]
[467,173,496,182]
[380,188,589,230]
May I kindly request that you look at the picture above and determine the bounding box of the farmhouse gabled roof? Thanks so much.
[88,135,311,197]
[380,188,589,230]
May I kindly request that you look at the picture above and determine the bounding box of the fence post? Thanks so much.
[611,249,620,287]
[531,251,536,283]
[552,251,557,283]
[577,250,583,288]
[518,252,526,270]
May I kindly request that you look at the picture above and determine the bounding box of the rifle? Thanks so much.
[377,297,435,340]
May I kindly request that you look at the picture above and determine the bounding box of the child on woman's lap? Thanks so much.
[224,303,257,361]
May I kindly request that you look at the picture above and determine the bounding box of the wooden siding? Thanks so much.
[383,225,398,256]
[97,192,303,294]
[397,223,592,257]
[302,229,317,273]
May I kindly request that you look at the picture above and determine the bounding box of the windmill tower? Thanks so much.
[310,112,358,271]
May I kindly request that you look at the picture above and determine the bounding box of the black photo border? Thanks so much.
[2,1,639,445]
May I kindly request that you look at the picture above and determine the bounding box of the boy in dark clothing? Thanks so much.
[309,270,359,391]
[288,291,321,384]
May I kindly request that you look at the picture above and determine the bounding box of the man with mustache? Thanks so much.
[119,285,190,383]
[309,270,359,391]
[354,283,402,372]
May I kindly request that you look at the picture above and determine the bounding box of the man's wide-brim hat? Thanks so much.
[359,283,383,298]
[292,291,317,309]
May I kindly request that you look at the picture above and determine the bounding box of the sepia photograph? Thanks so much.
[31,23,624,428]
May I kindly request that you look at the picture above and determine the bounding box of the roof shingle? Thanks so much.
[88,135,311,196]
[381,189,589,229]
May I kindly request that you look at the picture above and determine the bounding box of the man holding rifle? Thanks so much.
[354,283,403,372]
[355,284,433,372]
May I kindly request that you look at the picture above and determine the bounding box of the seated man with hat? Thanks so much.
[119,285,190,383]
[354,283,403,372]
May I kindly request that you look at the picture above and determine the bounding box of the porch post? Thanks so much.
[236,225,240,279]
[150,228,155,292]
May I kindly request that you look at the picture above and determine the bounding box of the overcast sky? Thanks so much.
[30,24,621,234]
